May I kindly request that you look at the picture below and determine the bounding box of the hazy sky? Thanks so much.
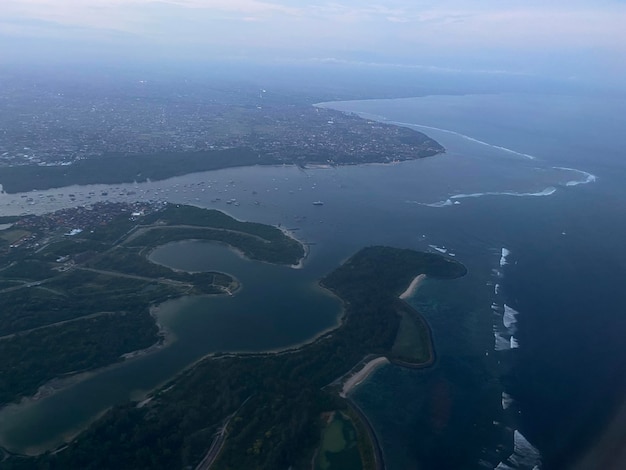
[2,0,626,78]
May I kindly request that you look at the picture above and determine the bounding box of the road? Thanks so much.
[0,311,112,342]
[77,267,192,289]
[195,396,252,470]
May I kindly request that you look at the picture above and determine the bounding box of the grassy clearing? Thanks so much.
[392,309,432,364]
[316,412,362,470]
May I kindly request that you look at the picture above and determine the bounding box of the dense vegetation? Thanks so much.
[136,205,304,265]
[0,312,159,405]
[0,148,260,194]
[3,246,465,469]
[0,204,303,406]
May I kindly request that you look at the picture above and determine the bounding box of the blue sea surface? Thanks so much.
[327,93,626,469]
[0,92,623,469]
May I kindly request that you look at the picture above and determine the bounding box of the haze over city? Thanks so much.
[2,0,626,84]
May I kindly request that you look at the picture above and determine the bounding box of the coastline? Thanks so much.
[339,356,390,398]
[0,229,309,454]
[158,280,346,374]
[0,304,174,414]
[120,304,175,360]
[3,244,460,463]
[399,274,427,300]
[277,225,309,269]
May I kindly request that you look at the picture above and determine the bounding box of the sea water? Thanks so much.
[329,93,626,469]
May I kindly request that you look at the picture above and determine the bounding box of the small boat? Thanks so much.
[312,201,324,206]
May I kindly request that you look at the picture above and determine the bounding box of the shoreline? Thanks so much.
[2,241,450,461]
[120,304,174,360]
[339,356,390,398]
[0,269,434,458]
[156,280,346,373]
[0,230,309,454]
[399,274,427,300]
[0,303,174,414]
[277,225,309,269]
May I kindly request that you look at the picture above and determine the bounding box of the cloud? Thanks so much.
[2,0,626,73]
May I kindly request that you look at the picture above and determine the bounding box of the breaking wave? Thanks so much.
[495,462,516,470]
[412,187,557,207]
[494,331,511,351]
[490,252,541,470]
[416,198,452,207]
[494,430,542,469]
[500,248,511,267]
[450,187,557,199]
[502,392,514,410]
[554,166,597,187]
[408,168,596,209]
[387,121,537,160]
[503,304,519,332]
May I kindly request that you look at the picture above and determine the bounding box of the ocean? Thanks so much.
[327,93,626,469]
[1,91,624,469]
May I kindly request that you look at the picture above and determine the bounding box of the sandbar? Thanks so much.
[340,356,389,397]
[399,274,426,300]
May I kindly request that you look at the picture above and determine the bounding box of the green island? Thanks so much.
[0,202,304,407]
[3,242,466,470]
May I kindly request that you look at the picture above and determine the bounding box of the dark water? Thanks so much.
[329,94,626,469]
[149,241,342,353]
[0,92,624,469]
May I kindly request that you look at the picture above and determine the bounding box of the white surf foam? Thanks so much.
[503,304,519,330]
[416,187,557,207]
[495,463,515,470]
[554,166,597,187]
[416,198,453,208]
[450,187,557,200]
[502,392,514,410]
[387,120,537,160]
[500,248,511,267]
[510,430,542,468]
[495,430,542,469]
[495,332,510,351]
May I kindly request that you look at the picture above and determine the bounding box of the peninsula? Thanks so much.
[0,89,444,194]
[3,246,466,469]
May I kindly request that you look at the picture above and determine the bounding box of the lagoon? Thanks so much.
[0,240,342,454]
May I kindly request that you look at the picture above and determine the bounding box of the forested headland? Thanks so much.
[3,246,465,470]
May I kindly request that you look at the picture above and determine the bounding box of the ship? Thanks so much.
[312,201,324,206]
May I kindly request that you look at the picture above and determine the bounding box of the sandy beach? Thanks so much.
[277,225,308,269]
[340,356,390,397]
[399,274,427,300]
